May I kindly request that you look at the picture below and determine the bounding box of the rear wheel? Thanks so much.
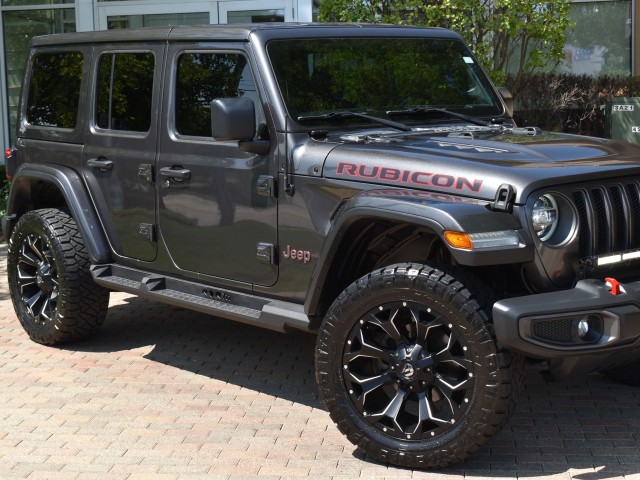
[7,208,109,345]
[315,263,523,468]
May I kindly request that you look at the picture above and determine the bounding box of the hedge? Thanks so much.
[503,73,640,138]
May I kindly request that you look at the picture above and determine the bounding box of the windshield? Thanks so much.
[266,37,503,128]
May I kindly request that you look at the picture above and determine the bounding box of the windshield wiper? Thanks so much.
[297,111,412,132]
[386,106,491,127]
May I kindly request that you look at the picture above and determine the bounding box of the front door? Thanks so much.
[82,45,162,261]
[157,44,278,286]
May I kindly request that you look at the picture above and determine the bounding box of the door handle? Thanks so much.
[160,167,191,181]
[87,158,113,171]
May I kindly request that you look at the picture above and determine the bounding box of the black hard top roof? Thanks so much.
[30,22,461,47]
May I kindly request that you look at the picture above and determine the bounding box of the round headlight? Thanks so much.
[531,194,559,241]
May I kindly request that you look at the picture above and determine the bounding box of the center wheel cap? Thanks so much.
[399,362,416,380]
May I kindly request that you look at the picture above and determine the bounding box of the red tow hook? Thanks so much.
[605,277,621,295]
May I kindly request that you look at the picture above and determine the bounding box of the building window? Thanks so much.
[107,12,209,29]
[226,9,284,23]
[563,0,632,75]
[3,7,75,141]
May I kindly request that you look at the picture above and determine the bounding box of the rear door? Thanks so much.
[82,44,162,261]
[157,43,278,286]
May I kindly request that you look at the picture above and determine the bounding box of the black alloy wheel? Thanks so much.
[15,232,60,326]
[342,299,474,441]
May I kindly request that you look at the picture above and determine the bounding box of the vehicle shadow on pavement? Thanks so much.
[66,295,323,408]
[62,295,640,476]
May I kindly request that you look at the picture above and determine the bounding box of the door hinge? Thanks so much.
[138,164,154,183]
[256,242,276,264]
[139,223,156,242]
[256,175,276,198]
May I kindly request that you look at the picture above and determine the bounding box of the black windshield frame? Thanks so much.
[266,37,504,129]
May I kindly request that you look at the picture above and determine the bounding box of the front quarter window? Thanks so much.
[266,37,502,127]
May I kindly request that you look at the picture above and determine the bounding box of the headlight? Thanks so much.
[531,194,559,241]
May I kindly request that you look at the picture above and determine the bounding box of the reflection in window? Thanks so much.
[96,52,154,132]
[267,38,501,122]
[176,53,262,137]
[27,52,83,128]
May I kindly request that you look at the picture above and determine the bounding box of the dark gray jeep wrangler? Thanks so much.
[5,23,640,468]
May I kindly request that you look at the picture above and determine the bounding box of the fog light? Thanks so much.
[577,318,590,338]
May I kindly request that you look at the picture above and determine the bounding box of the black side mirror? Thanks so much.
[211,98,271,155]
[498,87,514,118]
[211,97,256,141]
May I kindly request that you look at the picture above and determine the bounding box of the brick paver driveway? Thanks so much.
[1,242,639,479]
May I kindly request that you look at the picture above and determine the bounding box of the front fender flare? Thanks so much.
[3,164,111,264]
[304,190,533,314]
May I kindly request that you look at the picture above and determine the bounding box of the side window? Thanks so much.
[27,51,83,128]
[96,52,154,132]
[176,52,264,138]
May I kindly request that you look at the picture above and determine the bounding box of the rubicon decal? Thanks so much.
[335,162,483,193]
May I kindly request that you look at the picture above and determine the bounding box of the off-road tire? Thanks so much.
[7,208,110,345]
[315,263,523,468]
[603,360,640,386]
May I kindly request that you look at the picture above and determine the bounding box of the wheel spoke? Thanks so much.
[24,290,44,316]
[346,370,394,409]
[27,235,46,262]
[369,388,409,429]
[40,297,53,322]
[408,304,425,343]
[19,246,39,268]
[348,370,394,395]
[345,329,392,363]
[17,272,37,290]
[366,310,404,345]
[414,391,450,434]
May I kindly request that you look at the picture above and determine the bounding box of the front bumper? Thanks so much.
[493,278,640,378]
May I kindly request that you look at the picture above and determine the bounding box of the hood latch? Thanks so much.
[492,183,516,212]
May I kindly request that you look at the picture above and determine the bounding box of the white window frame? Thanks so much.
[96,0,218,31]
[218,0,295,23]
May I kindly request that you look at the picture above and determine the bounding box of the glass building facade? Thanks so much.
[0,0,636,151]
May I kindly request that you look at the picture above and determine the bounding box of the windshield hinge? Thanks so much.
[492,184,516,212]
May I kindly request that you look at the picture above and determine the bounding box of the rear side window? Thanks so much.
[176,52,262,137]
[96,52,154,132]
[27,51,83,129]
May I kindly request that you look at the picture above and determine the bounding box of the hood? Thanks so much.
[321,130,640,203]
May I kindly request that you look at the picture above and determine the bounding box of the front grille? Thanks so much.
[572,181,640,258]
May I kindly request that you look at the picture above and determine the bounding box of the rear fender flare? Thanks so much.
[4,164,111,264]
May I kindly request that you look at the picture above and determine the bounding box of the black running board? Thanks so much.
[90,264,316,333]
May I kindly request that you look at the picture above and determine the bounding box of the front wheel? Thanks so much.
[7,208,110,345]
[315,263,523,468]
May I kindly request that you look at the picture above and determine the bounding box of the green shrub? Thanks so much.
[503,73,637,138]
[0,164,9,219]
